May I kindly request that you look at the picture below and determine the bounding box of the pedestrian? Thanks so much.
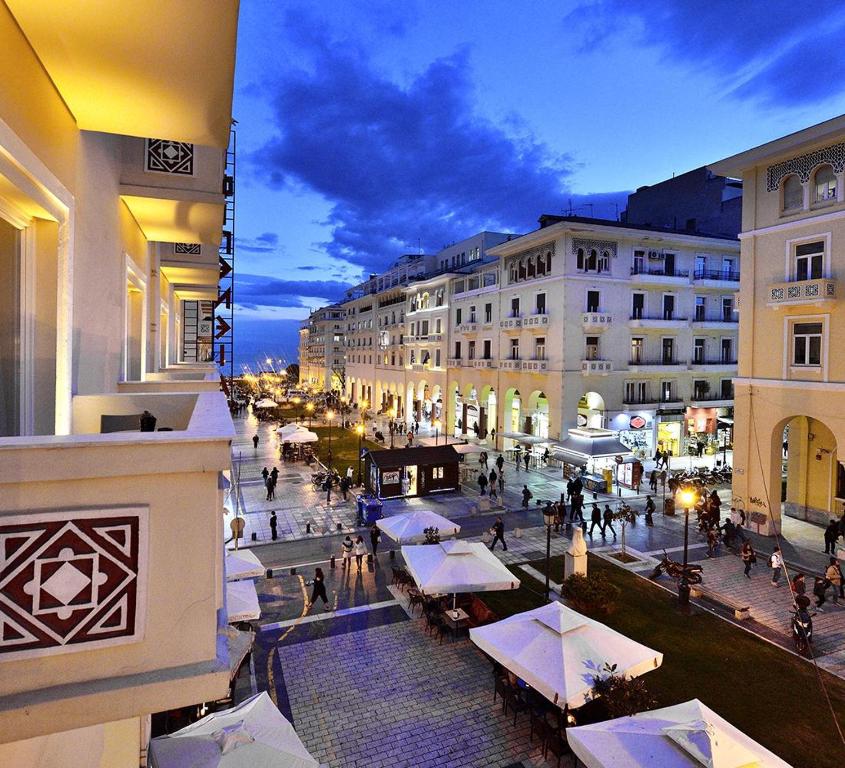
[663,449,671,470]
[496,454,505,473]
[770,546,783,586]
[705,527,720,558]
[824,519,840,554]
[653,448,662,470]
[588,503,603,537]
[324,477,332,505]
[791,572,806,598]
[490,516,507,551]
[644,495,655,526]
[307,567,330,610]
[354,536,367,571]
[490,427,496,446]
[489,468,497,490]
[660,469,667,491]
[741,540,755,578]
[370,524,381,556]
[347,465,354,483]
[269,510,278,541]
[521,485,532,508]
[814,576,828,610]
[697,440,705,458]
[719,518,737,549]
[825,557,842,604]
[266,476,275,501]
[498,470,504,494]
[602,504,617,539]
[489,483,498,502]
[523,451,530,472]
[571,475,583,498]
[261,466,269,485]
[481,451,489,470]
[253,434,259,449]
[478,472,488,495]
[649,470,658,493]
[566,478,574,500]
[340,475,350,501]
[570,493,584,524]
[270,466,279,485]
[341,535,354,569]
[514,445,522,471]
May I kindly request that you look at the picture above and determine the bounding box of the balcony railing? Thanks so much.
[499,359,521,370]
[692,312,737,323]
[500,316,523,329]
[767,277,837,306]
[629,357,683,366]
[472,358,497,369]
[456,323,478,333]
[523,313,549,328]
[582,359,612,374]
[691,358,737,366]
[582,312,613,328]
[623,394,681,405]
[692,392,735,402]
[631,266,689,278]
[521,359,548,372]
[629,314,688,322]
[693,268,740,282]
[447,358,462,367]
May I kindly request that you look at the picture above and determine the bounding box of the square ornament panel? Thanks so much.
[145,138,194,175]
[0,507,148,661]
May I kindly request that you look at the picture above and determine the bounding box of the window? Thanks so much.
[511,297,520,317]
[792,322,822,366]
[632,249,644,275]
[484,303,492,323]
[0,218,20,435]
[483,271,497,288]
[625,381,648,403]
[420,320,429,336]
[468,340,476,360]
[662,294,675,320]
[435,318,441,334]
[722,257,735,279]
[782,174,803,211]
[535,336,546,360]
[695,296,706,322]
[469,305,477,323]
[483,339,492,359]
[693,379,708,400]
[433,466,444,479]
[794,241,824,281]
[693,338,705,364]
[721,337,733,362]
[454,341,461,358]
[720,379,734,399]
[510,338,520,359]
[536,293,546,314]
[587,290,600,313]
[813,165,836,203]
[585,336,599,361]
[660,381,674,402]
[631,337,643,364]
[576,248,585,270]
[662,337,675,364]
[721,296,733,321]
[456,307,462,325]
[435,349,441,367]
[632,293,644,319]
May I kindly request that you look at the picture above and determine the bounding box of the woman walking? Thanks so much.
[354,535,368,571]
[307,567,330,611]
[741,540,755,578]
[341,535,354,569]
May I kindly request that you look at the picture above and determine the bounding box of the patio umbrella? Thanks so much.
[148,691,319,768]
[402,540,519,611]
[254,398,277,409]
[226,579,260,623]
[567,698,792,768]
[469,600,662,709]
[282,426,318,444]
[225,548,265,581]
[378,510,461,544]
[276,423,303,437]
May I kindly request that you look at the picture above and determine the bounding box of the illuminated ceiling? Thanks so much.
[5,0,238,148]
[121,195,223,246]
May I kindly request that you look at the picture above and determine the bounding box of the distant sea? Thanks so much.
[233,317,303,372]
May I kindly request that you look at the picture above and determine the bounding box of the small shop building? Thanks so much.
[365,445,461,499]
[552,428,638,493]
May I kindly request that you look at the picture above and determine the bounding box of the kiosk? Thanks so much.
[365,445,461,499]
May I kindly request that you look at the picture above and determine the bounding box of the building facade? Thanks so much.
[0,3,240,765]
[300,305,345,391]
[711,115,845,532]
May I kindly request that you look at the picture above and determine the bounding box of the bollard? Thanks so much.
[367,553,374,564]
[389,550,396,560]
[306,522,311,534]
[265,568,273,579]
[251,532,257,542]
[290,567,296,575]
[330,555,336,568]
[336,522,343,531]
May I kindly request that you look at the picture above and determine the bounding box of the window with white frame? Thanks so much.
[813,164,836,203]
[510,338,519,359]
[792,321,823,367]
[793,240,824,281]
[585,336,599,361]
[535,336,546,360]
[782,174,803,212]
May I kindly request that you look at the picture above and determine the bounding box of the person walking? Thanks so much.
[270,466,279,486]
[814,575,828,610]
[566,478,574,501]
[602,504,617,539]
[589,502,603,538]
[490,516,507,551]
[496,454,505,473]
[523,451,530,472]
[570,493,584,525]
[324,477,332,505]
[791,572,806,598]
[489,468,497,490]
[653,448,663,470]
[307,567,330,611]
[481,451,489,471]
[498,470,504,494]
[354,536,367,571]
[269,510,278,541]
[663,449,671,470]
[266,475,275,501]
[514,445,522,471]
[644,495,655,526]
[521,484,532,508]
[341,535,354,569]
[340,474,351,501]
[370,523,381,556]
[825,557,842,604]
[770,546,783,587]
[649,470,658,493]
[824,519,840,554]
[261,466,269,485]
[477,472,488,496]
[253,434,259,450]
[741,540,755,578]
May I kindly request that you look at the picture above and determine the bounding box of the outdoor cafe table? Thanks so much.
[443,607,469,627]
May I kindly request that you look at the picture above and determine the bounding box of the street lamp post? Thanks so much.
[433,419,441,446]
[326,409,335,472]
[543,506,555,601]
[388,406,397,449]
[292,396,301,422]
[305,401,314,431]
[677,487,697,607]
[356,423,365,486]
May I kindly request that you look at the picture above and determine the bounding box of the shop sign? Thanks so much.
[382,471,401,484]
[629,415,647,430]
[576,413,588,427]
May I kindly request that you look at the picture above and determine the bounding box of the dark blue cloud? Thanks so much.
[566,1,845,107]
[254,19,582,271]
[236,273,354,309]
[237,232,281,253]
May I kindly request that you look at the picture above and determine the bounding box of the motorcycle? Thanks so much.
[791,597,815,656]
[650,551,703,584]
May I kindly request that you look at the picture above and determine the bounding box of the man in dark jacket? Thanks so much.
[490,517,507,551]
[521,485,532,508]
[589,503,603,537]
[824,519,841,554]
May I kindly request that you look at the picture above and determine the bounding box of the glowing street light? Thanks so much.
[326,409,335,471]
[356,423,365,485]
[305,401,315,430]
[433,418,442,446]
[676,485,699,607]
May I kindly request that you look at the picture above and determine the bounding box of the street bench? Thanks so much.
[690,584,750,620]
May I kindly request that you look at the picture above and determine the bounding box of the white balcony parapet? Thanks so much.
[767,278,837,307]
[521,359,548,372]
[446,358,462,368]
[523,313,549,328]
[582,312,612,329]
[499,359,521,370]
[472,359,497,369]
[499,316,522,329]
[581,360,612,375]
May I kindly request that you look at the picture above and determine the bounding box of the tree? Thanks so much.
[561,572,620,617]
[610,503,638,556]
[591,663,657,718]
[285,363,300,381]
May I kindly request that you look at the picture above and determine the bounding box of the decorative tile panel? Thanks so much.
[767,279,837,306]
[174,243,201,255]
[571,238,618,258]
[766,142,845,191]
[0,508,148,660]
[145,139,195,175]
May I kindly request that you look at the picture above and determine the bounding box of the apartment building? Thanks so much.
[711,115,845,532]
[448,218,740,458]
[300,305,345,391]
[0,4,240,766]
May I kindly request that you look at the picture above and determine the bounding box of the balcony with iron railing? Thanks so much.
[628,312,689,328]
[630,265,689,283]
[628,356,685,372]
[693,267,740,283]
[690,357,737,370]
[622,392,683,407]
[691,311,737,327]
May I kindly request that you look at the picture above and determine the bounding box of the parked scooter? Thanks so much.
[791,596,815,656]
[650,551,703,584]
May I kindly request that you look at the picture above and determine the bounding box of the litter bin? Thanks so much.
[356,494,383,525]
[664,498,676,516]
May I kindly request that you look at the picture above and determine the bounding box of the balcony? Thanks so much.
[628,314,689,329]
[500,315,523,330]
[689,358,737,372]
[630,266,689,285]
[582,312,613,330]
[690,393,735,407]
[693,268,741,286]
[446,358,462,368]
[623,394,684,409]
[499,358,522,370]
[456,322,479,334]
[521,359,548,372]
[690,312,738,329]
[523,312,549,329]
[118,367,221,393]
[628,357,687,373]
[472,358,497,369]
[581,359,613,375]
[767,277,837,307]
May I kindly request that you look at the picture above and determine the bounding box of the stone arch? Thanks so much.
[577,391,605,429]
[812,163,836,203]
[503,388,522,440]
[526,390,550,438]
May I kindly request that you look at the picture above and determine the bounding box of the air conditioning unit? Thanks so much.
[647,249,664,261]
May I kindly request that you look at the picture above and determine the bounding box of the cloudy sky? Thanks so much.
[232,1,845,367]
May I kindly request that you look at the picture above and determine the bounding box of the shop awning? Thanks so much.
[500,432,550,445]
[551,450,588,467]
[552,429,632,460]
[367,445,460,467]
[226,580,260,624]
[219,625,254,682]
[717,417,734,425]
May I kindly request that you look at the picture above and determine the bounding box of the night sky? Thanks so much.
[232,1,845,369]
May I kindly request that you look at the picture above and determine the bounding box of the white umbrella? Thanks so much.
[276,423,304,437]
[283,426,318,444]
[379,510,461,543]
[567,698,792,768]
[469,601,662,709]
[402,541,520,603]
[149,691,319,768]
[254,398,277,409]
[225,549,265,582]
[226,580,260,623]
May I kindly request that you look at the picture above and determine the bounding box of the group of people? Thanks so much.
[652,448,672,470]
[261,465,279,501]
[777,548,844,611]
[477,454,507,500]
